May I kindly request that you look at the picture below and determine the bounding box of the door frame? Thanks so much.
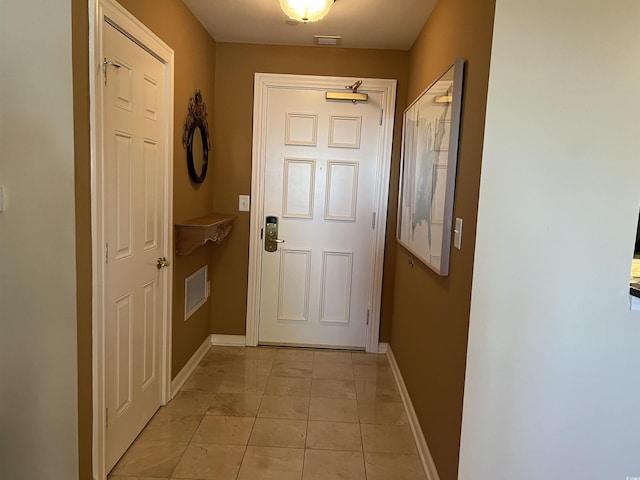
[89,1,175,478]
[246,73,397,353]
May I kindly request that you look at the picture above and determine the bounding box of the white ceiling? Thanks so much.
[183,0,437,50]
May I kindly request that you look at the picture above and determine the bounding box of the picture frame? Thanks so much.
[397,58,465,276]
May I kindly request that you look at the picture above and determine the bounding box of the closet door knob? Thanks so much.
[156,257,171,269]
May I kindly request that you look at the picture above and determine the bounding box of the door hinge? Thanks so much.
[260,228,264,240]
[105,407,109,428]
[379,108,384,126]
[366,309,370,325]
[371,212,376,229]
[103,58,121,86]
[105,242,109,264]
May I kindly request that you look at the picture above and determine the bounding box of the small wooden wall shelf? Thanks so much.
[175,214,236,256]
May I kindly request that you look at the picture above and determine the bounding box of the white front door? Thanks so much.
[257,79,392,349]
[103,21,168,471]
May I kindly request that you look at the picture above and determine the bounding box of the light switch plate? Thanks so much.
[239,195,250,212]
[453,217,463,249]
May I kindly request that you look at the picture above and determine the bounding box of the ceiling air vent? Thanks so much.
[314,35,342,46]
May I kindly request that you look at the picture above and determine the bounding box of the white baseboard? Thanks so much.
[170,334,248,397]
[170,334,212,397]
[211,334,246,346]
[387,346,440,480]
[377,342,389,353]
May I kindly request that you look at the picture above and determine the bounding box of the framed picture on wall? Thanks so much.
[397,58,465,276]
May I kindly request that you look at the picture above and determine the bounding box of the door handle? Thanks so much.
[265,216,285,252]
[156,256,171,269]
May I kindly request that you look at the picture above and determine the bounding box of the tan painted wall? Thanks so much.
[72,0,217,476]
[210,43,410,339]
[116,0,218,379]
[390,0,495,479]
[71,1,92,476]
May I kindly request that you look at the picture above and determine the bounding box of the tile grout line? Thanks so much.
[301,375,311,480]
[140,345,395,480]
[233,388,264,480]
[353,350,369,480]
[167,347,213,480]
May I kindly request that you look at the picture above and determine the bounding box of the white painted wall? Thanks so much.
[459,1,640,479]
[0,1,79,478]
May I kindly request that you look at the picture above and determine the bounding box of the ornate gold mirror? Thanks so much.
[182,90,210,184]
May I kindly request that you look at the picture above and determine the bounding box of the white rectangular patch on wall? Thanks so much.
[185,265,208,320]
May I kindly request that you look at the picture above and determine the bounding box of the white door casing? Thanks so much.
[247,74,396,352]
[90,1,174,479]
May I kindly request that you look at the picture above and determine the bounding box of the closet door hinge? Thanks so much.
[366,309,370,325]
[103,58,121,86]
[379,108,383,126]
[105,243,109,264]
[371,212,376,229]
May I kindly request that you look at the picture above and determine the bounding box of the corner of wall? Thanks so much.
[389,0,496,478]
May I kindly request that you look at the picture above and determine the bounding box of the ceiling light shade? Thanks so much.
[279,0,333,23]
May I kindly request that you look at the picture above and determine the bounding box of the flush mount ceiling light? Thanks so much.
[279,0,335,23]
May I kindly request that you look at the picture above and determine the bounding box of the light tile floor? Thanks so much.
[109,346,426,480]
